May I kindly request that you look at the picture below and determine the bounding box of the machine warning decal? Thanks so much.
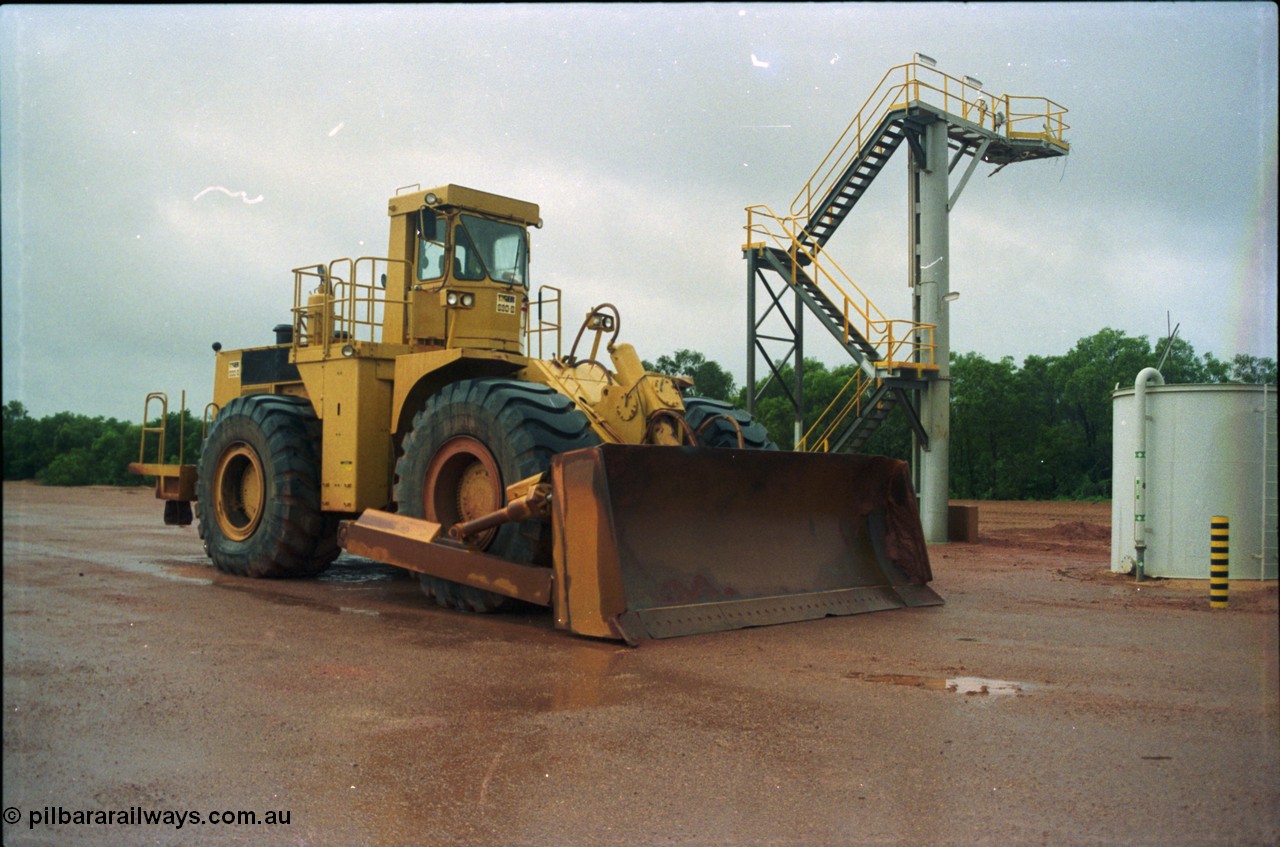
[229,360,241,380]
[496,293,517,315]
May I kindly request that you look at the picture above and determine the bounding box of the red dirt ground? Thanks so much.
[951,499,1277,612]
[4,484,1277,846]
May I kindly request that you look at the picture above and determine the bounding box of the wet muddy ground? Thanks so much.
[3,482,1277,846]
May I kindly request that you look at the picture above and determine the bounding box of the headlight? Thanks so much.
[424,192,439,205]
[447,291,459,306]
[461,293,475,307]
[341,343,356,358]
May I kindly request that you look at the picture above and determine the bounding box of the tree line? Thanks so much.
[3,403,204,487]
[653,328,1274,500]
[945,333,1272,498]
[3,328,1274,499]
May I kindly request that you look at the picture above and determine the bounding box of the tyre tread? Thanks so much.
[682,397,778,450]
[197,395,337,578]
[395,378,599,612]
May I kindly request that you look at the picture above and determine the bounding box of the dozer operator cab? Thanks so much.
[415,207,527,287]
[386,184,541,355]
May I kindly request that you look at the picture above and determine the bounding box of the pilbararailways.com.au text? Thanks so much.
[4,805,291,831]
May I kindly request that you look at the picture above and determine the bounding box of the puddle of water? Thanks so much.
[319,556,401,585]
[847,672,1028,697]
[947,676,1023,696]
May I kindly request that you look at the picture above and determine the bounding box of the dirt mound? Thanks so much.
[969,514,1112,559]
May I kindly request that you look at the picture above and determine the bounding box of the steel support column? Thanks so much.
[915,119,951,544]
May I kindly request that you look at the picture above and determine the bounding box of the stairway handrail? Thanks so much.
[745,203,935,369]
[797,368,875,453]
[791,60,1070,222]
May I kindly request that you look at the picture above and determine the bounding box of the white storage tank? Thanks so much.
[1112,379,1277,579]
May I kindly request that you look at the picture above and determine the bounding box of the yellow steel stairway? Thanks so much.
[745,58,1069,453]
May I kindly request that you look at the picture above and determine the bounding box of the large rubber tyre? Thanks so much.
[196,395,338,578]
[682,397,778,450]
[395,378,600,612]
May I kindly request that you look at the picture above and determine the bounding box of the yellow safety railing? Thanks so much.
[1004,93,1071,145]
[745,203,936,371]
[136,391,173,467]
[135,392,219,466]
[526,284,563,359]
[792,60,1070,222]
[797,369,875,453]
[292,258,411,352]
[762,58,1065,453]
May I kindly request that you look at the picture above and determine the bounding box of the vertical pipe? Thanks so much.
[917,119,951,544]
[1133,368,1164,580]
[1264,384,1271,581]
[795,284,804,449]
[746,248,757,417]
[1210,516,1230,608]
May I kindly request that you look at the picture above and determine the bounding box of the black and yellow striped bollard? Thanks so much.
[1210,516,1229,608]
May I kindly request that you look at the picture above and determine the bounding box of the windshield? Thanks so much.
[454,214,528,287]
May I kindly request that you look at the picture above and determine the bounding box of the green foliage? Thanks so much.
[643,349,736,402]
[2,401,205,487]
[743,328,1276,500]
[1227,353,1278,384]
[3,332,1273,494]
[951,353,1025,499]
[732,357,826,450]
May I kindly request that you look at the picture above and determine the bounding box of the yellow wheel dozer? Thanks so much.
[129,183,943,645]
[340,444,940,644]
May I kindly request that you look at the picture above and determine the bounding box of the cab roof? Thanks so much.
[387,184,540,227]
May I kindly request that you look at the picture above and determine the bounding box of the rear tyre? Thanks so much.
[196,395,338,578]
[682,397,778,450]
[395,378,600,612]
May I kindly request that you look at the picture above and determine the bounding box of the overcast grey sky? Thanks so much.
[2,3,1276,422]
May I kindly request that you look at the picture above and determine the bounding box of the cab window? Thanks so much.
[456,214,529,287]
[416,209,446,281]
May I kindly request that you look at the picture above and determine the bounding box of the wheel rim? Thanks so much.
[214,442,266,542]
[424,436,502,549]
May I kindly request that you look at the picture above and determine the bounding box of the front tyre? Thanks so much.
[196,395,337,578]
[395,378,600,612]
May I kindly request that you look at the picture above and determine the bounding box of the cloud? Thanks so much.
[2,4,1276,422]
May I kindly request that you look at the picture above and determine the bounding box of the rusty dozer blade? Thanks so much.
[550,444,941,643]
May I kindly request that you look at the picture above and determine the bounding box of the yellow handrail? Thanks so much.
[526,284,563,359]
[745,203,936,369]
[136,390,194,465]
[137,392,169,466]
[756,58,1064,453]
[291,258,411,351]
[797,369,874,453]
[791,60,1070,222]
